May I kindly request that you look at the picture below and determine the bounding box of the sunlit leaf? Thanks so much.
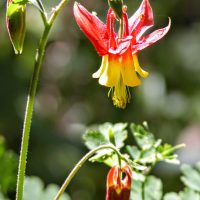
[180,188,200,200]
[181,164,200,192]
[0,191,9,200]
[83,123,128,165]
[130,179,143,200]
[126,145,141,160]
[130,175,162,200]
[144,176,163,200]
[24,176,71,200]
[163,192,181,200]
[130,123,155,150]
[0,136,18,194]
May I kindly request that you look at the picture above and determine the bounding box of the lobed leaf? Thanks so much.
[163,192,181,200]
[181,164,200,192]
[24,176,71,200]
[83,123,128,165]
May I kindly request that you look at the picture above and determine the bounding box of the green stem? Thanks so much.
[54,145,123,200]
[119,18,123,38]
[142,176,146,200]
[16,1,69,200]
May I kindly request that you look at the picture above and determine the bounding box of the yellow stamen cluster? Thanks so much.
[109,75,131,109]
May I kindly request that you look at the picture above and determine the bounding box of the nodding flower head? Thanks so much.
[73,0,171,109]
[106,165,132,200]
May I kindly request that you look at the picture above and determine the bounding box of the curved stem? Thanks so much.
[16,0,69,200]
[54,145,123,200]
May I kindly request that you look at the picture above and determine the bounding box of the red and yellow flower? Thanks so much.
[74,0,171,109]
[106,165,132,200]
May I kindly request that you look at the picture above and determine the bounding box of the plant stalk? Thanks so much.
[54,145,123,200]
[16,0,69,199]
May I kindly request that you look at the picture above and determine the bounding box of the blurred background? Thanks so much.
[0,0,200,199]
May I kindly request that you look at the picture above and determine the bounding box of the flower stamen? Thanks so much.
[110,75,131,109]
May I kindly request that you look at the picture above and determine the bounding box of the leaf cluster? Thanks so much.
[131,162,200,200]
[83,122,183,172]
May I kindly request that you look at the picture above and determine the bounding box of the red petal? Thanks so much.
[132,18,171,54]
[107,165,120,187]
[73,2,108,55]
[121,165,132,189]
[128,0,154,41]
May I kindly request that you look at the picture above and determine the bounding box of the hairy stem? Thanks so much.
[16,0,69,199]
[54,145,123,200]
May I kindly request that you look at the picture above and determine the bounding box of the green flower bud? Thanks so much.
[108,0,123,20]
[6,1,26,54]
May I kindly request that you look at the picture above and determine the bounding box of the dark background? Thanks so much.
[0,0,200,199]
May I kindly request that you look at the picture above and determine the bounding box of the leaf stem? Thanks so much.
[16,0,69,199]
[54,145,123,200]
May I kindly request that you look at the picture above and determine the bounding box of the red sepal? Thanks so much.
[132,18,171,54]
[106,165,132,200]
[73,2,109,55]
[128,0,154,40]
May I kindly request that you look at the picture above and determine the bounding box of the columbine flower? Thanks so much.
[74,0,170,109]
[106,165,132,200]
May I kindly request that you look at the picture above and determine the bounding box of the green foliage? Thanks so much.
[23,176,71,200]
[130,162,200,200]
[0,176,71,200]
[181,163,200,192]
[83,123,128,166]
[83,122,183,171]
[131,176,163,200]
[128,123,182,165]
[163,163,200,200]
[0,136,18,195]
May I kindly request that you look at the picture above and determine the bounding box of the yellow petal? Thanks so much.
[120,54,141,87]
[99,55,120,87]
[133,54,149,78]
[92,55,108,78]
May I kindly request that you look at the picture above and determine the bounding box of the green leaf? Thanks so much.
[163,192,181,200]
[181,164,200,192]
[140,148,157,164]
[130,175,162,200]
[0,191,9,200]
[196,162,200,172]
[83,123,128,165]
[130,123,155,150]
[144,176,163,200]
[0,136,18,195]
[113,123,128,148]
[126,145,141,160]
[83,129,109,150]
[180,188,200,200]
[89,150,118,167]
[24,176,71,200]
[130,179,143,200]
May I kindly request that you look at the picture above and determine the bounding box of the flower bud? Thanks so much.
[108,0,123,20]
[106,165,132,200]
[6,1,26,54]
